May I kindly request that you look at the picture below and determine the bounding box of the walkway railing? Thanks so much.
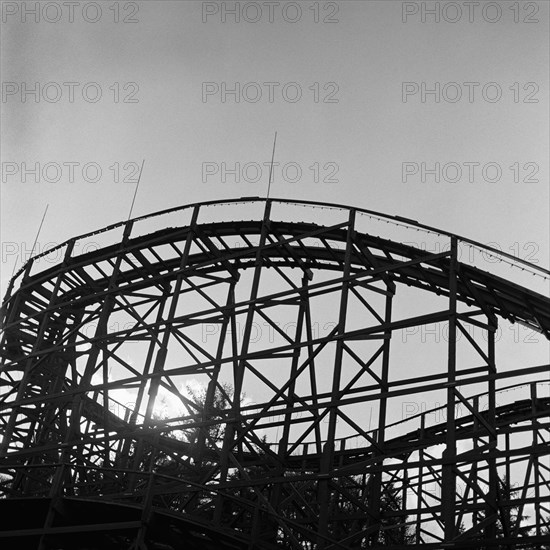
[4,198,549,304]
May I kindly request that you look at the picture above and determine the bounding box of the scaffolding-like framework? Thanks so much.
[1,198,549,549]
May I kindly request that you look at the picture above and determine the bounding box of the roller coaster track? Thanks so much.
[0,198,549,549]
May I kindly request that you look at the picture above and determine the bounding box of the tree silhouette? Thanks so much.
[471,476,534,549]
[374,480,416,546]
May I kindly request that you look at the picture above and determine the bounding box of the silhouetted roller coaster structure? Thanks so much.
[1,198,549,549]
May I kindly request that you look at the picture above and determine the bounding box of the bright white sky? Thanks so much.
[1,1,549,427]
[1,1,548,290]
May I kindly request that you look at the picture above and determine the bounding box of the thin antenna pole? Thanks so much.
[267,131,277,199]
[10,259,18,279]
[29,204,49,260]
[127,159,146,221]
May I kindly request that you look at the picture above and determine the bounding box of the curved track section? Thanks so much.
[1,198,549,549]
